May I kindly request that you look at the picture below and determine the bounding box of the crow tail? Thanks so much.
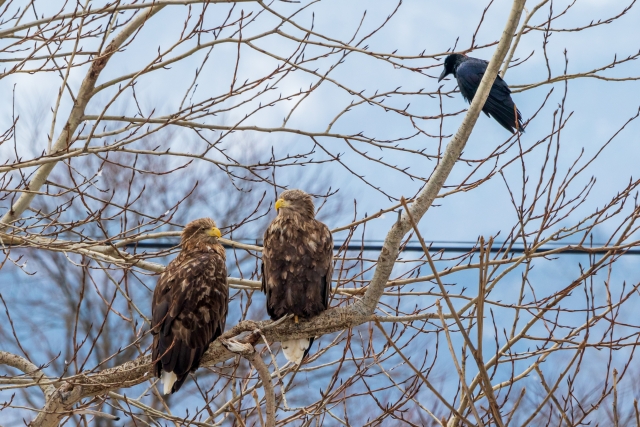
[484,97,525,134]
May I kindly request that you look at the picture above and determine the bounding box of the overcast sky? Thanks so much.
[3,0,639,244]
[1,2,640,423]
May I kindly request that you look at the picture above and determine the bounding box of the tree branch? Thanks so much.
[0,4,166,230]
[357,0,527,316]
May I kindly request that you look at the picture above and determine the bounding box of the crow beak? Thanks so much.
[438,69,448,83]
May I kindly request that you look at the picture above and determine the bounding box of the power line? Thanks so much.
[124,241,640,255]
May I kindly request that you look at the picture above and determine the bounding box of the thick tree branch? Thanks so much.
[249,353,276,427]
[0,4,165,230]
[4,0,636,424]
[357,0,527,316]
[0,351,53,395]
[5,6,166,426]
[14,4,528,423]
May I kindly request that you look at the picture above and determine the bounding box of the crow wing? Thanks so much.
[456,59,524,133]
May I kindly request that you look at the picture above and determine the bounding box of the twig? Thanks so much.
[613,368,619,427]
[374,320,478,427]
[436,302,485,427]
[401,198,503,427]
[247,353,276,427]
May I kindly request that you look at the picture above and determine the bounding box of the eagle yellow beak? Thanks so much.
[206,227,221,238]
[275,198,289,211]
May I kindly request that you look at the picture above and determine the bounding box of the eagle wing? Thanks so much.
[151,250,228,393]
[319,221,333,310]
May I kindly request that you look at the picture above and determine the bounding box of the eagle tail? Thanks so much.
[281,338,310,365]
[162,371,178,395]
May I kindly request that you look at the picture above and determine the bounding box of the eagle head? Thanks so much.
[181,217,221,247]
[275,189,315,218]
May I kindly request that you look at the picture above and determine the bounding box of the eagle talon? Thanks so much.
[294,315,299,324]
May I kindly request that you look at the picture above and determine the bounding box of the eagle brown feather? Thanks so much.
[151,218,228,394]
[262,190,333,364]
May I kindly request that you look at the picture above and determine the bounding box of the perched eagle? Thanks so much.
[262,189,333,364]
[151,218,228,395]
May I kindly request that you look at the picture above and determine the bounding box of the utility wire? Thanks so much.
[123,240,640,255]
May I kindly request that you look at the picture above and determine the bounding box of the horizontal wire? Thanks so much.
[123,240,640,255]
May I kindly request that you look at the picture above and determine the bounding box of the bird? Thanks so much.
[438,53,524,133]
[261,189,334,365]
[151,218,228,395]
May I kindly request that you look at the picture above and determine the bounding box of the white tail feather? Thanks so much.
[281,338,310,365]
[162,371,177,395]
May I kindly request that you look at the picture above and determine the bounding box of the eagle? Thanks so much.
[262,189,334,364]
[151,218,228,395]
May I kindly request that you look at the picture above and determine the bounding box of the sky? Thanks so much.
[1,0,640,424]
[3,1,639,241]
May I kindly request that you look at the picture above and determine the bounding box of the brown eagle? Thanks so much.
[262,189,333,364]
[151,218,228,394]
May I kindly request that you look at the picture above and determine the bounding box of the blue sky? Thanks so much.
[2,0,640,424]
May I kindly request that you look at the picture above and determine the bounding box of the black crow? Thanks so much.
[438,53,524,133]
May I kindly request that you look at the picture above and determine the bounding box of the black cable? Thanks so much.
[124,241,640,255]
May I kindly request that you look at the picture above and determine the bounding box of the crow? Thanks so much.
[438,53,524,133]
